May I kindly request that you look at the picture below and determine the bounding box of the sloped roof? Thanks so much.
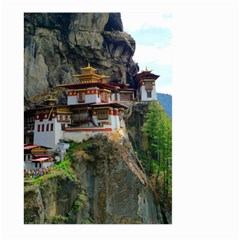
[24,145,38,150]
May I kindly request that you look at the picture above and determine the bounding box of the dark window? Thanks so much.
[46,124,49,131]
[37,125,40,132]
[42,125,44,132]
[97,109,108,120]
[61,124,66,131]
[78,92,85,102]
[51,123,54,131]
[147,91,152,98]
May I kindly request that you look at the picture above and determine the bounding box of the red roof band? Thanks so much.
[24,145,39,150]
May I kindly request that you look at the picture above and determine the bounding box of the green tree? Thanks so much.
[142,101,172,198]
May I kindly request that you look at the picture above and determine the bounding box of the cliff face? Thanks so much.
[124,102,149,151]
[24,13,139,102]
[24,13,170,224]
[24,169,83,224]
[24,133,164,224]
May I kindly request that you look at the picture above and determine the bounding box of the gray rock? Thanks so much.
[24,135,164,224]
[24,13,139,102]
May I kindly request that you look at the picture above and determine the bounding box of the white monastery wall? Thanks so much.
[67,95,78,105]
[140,85,157,101]
[54,119,64,148]
[34,118,63,150]
[111,93,120,102]
[85,93,98,103]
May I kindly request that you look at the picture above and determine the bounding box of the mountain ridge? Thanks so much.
[157,92,172,118]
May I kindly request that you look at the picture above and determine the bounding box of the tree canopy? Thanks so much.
[142,100,172,198]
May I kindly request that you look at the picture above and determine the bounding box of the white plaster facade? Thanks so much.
[111,92,120,102]
[85,87,101,103]
[67,95,78,105]
[33,118,64,149]
[140,84,157,101]
[67,87,111,105]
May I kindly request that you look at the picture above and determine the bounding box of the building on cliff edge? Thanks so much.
[24,64,160,153]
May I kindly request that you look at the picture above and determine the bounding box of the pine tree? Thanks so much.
[142,101,172,198]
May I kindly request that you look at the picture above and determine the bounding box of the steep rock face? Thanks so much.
[125,102,172,224]
[72,134,163,223]
[24,134,163,224]
[24,169,82,224]
[124,102,150,151]
[24,13,139,101]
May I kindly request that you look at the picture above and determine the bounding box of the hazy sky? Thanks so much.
[121,12,172,95]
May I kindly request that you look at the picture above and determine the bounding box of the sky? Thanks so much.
[121,12,172,95]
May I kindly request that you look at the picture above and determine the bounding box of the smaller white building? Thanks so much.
[133,69,159,102]
[33,102,71,150]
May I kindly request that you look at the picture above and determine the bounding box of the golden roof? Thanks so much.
[80,62,97,74]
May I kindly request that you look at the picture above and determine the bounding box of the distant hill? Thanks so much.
[157,93,172,118]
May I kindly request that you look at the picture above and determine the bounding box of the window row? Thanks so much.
[57,115,69,121]
[37,124,54,132]
[27,117,34,123]
[97,109,108,120]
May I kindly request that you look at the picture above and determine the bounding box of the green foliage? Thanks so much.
[54,142,79,180]
[80,217,94,224]
[67,142,79,157]
[142,101,172,199]
[71,191,86,214]
[52,215,69,224]
[33,177,41,184]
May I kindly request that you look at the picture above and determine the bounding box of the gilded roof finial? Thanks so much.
[79,63,97,74]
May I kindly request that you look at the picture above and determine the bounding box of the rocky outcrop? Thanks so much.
[24,133,164,224]
[24,13,139,102]
[125,102,172,224]
[24,169,84,224]
[72,134,164,224]
[124,102,150,151]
